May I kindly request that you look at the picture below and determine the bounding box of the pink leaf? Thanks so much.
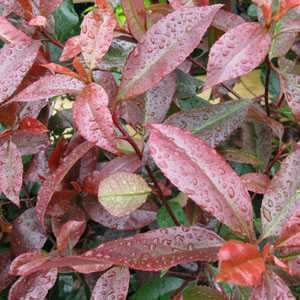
[84,226,224,271]
[0,40,40,103]
[8,268,57,300]
[148,124,254,238]
[28,15,47,27]
[91,266,130,300]
[36,141,94,229]
[205,23,271,90]
[41,63,80,79]
[0,141,23,206]
[59,35,81,62]
[212,9,245,32]
[241,173,270,194]
[80,8,117,69]
[169,0,208,9]
[73,83,117,153]
[117,5,222,100]
[9,74,85,103]
[0,251,14,292]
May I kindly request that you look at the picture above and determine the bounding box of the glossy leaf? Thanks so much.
[36,141,94,229]
[91,266,130,300]
[8,268,57,300]
[41,63,80,79]
[98,171,151,217]
[283,73,300,121]
[10,74,85,103]
[73,83,117,153]
[216,240,265,287]
[80,8,117,70]
[18,117,48,133]
[0,40,40,103]
[241,173,270,194]
[261,146,300,238]
[59,35,81,61]
[117,5,222,100]
[0,141,23,206]
[148,124,254,238]
[165,100,251,147]
[84,226,224,271]
[212,9,245,32]
[205,23,271,89]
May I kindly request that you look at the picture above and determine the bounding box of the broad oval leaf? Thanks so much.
[8,268,57,300]
[73,83,117,153]
[148,124,254,238]
[216,240,265,287]
[10,74,85,103]
[261,146,300,239]
[80,8,117,70]
[283,73,300,121]
[205,23,271,90]
[0,141,23,206]
[59,35,81,62]
[117,5,222,100]
[98,171,151,217]
[0,40,40,103]
[84,226,224,271]
[91,266,130,300]
[36,141,94,229]
[165,100,251,147]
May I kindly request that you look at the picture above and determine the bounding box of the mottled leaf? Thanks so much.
[0,251,14,292]
[241,173,270,194]
[148,124,254,238]
[73,83,117,153]
[216,240,265,287]
[205,23,271,89]
[91,266,130,300]
[59,35,81,61]
[212,9,245,32]
[117,5,222,100]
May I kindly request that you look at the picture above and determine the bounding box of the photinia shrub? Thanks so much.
[0,0,300,299]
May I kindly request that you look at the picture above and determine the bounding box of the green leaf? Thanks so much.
[183,286,224,300]
[157,202,188,227]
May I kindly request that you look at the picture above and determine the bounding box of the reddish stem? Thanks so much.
[41,29,64,49]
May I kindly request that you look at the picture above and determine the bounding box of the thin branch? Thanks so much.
[41,29,64,49]
[264,55,271,116]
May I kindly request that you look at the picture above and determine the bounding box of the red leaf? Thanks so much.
[117,5,222,100]
[241,173,270,194]
[73,83,117,153]
[84,226,224,271]
[121,0,146,41]
[212,9,245,32]
[0,251,14,292]
[41,62,80,79]
[0,40,40,103]
[48,137,67,171]
[9,74,85,103]
[10,208,47,256]
[8,268,57,300]
[250,271,295,299]
[36,141,94,229]
[216,240,266,287]
[0,141,23,206]
[59,35,81,62]
[72,57,89,82]
[18,117,48,133]
[204,23,271,90]
[91,266,130,300]
[148,124,254,238]
[80,8,117,70]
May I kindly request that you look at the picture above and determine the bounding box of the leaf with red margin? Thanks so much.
[204,23,271,90]
[8,268,57,300]
[216,240,265,287]
[36,141,94,229]
[0,251,14,292]
[0,141,23,206]
[59,35,81,62]
[10,208,47,256]
[91,266,130,300]
[250,271,295,299]
[148,124,254,238]
[212,9,245,32]
[241,173,270,194]
[9,74,85,103]
[84,226,224,271]
[0,16,31,43]
[18,117,48,133]
[80,8,117,70]
[261,145,300,239]
[0,40,40,103]
[117,5,222,100]
[73,83,117,154]
[41,63,80,79]
[121,0,146,41]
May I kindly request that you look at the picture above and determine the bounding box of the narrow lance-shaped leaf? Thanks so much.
[36,141,94,229]
[165,100,251,147]
[84,226,224,271]
[261,145,300,239]
[59,35,81,62]
[204,22,271,90]
[148,124,254,238]
[80,8,117,70]
[98,172,151,217]
[0,141,23,206]
[73,83,117,153]
[117,5,222,100]
[91,266,130,300]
